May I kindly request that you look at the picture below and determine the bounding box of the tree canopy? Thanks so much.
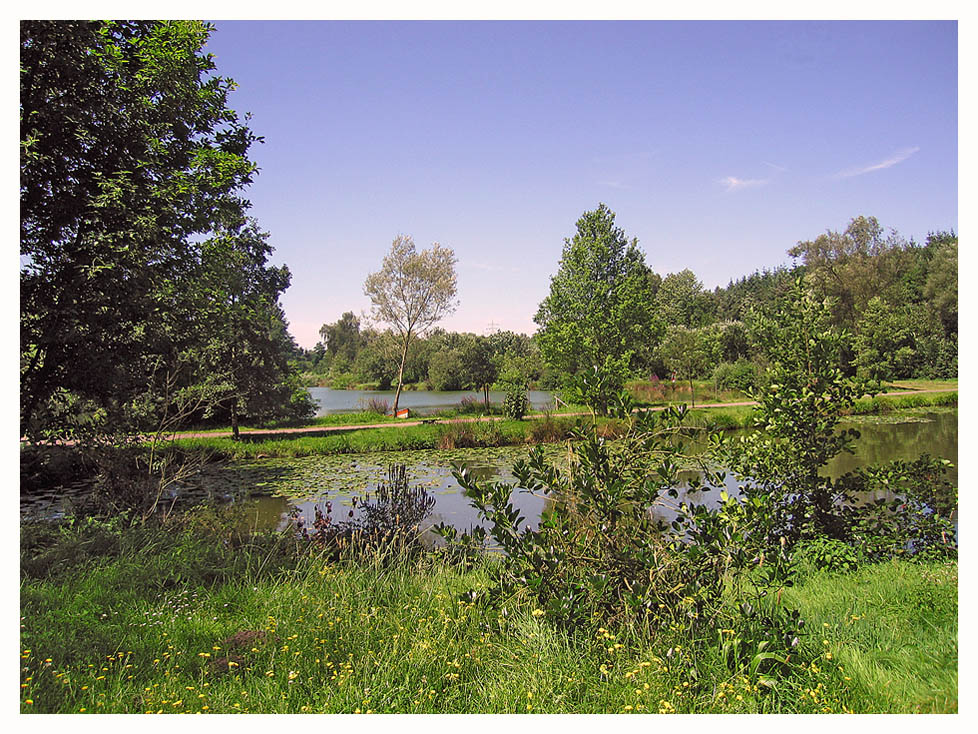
[20,20,308,438]
[364,235,458,413]
[534,204,659,411]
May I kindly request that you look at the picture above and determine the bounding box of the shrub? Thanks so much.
[435,407,793,634]
[293,464,436,558]
[793,537,859,575]
[359,396,390,415]
[454,396,483,415]
[712,360,757,393]
[502,382,529,420]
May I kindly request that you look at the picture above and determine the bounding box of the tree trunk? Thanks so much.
[484,384,490,410]
[231,403,240,441]
[392,330,411,415]
[689,377,695,408]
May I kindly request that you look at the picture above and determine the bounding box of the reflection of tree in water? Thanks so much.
[828,412,957,483]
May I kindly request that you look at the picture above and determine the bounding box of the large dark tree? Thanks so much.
[193,219,314,438]
[20,21,261,437]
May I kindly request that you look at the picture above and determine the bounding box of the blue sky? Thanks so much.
[202,20,958,349]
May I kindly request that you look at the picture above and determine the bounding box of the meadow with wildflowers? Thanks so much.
[19,515,957,714]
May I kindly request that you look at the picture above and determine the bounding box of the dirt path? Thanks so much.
[166,388,955,441]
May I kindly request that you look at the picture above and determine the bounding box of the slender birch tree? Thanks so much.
[364,235,458,414]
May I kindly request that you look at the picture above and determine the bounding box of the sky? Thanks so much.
[201,20,958,350]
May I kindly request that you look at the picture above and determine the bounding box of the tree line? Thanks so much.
[306,205,956,415]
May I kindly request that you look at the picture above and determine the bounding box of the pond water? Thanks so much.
[308,387,555,416]
[22,409,957,536]
[233,408,959,535]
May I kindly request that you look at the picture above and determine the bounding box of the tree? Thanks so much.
[923,231,957,339]
[659,325,709,407]
[729,279,872,542]
[363,235,458,414]
[20,20,259,437]
[320,312,364,365]
[534,204,659,413]
[787,216,907,330]
[463,336,499,408]
[194,219,314,439]
[853,298,916,381]
[656,269,714,328]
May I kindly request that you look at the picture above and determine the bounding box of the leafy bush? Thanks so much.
[435,408,794,638]
[793,537,859,575]
[712,360,757,393]
[502,381,529,420]
[847,456,957,562]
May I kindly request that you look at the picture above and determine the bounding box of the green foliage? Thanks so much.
[534,204,660,403]
[565,360,634,418]
[846,456,957,563]
[853,298,918,380]
[656,269,715,328]
[726,279,956,564]
[319,312,365,365]
[426,348,467,391]
[20,21,263,438]
[712,359,758,393]
[793,537,859,576]
[435,407,797,665]
[502,380,530,421]
[729,278,875,542]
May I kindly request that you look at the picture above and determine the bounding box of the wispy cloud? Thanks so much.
[836,146,920,178]
[763,161,789,172]
[719,176,769,192]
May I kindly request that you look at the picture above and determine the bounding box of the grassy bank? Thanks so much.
[164,390,956,461]
[169,415,583,460]
[20,520,957,714]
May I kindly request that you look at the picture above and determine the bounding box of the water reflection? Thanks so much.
[247,411,957,534]
[21,411,957,535]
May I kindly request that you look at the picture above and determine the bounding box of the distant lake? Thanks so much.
[307,387,556,416]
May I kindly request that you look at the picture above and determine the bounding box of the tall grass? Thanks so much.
[20,519,956,714]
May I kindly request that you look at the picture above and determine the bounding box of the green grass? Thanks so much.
[19,519,957,714]
[784,559,958,713]
[886,378,958,392]
[850,391,957,415]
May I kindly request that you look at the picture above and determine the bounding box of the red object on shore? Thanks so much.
[395,408,410,419]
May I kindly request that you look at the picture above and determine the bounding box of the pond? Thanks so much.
[307,387,555,416]
[231,408,960,535]
[22,409,957,536]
